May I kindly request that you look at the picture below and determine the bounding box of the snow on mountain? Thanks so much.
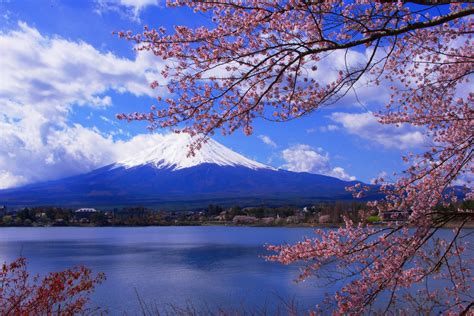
[116,133,273,171]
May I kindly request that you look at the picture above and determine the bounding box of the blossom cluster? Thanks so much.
[117,1,473,313]
[0,257,105,315]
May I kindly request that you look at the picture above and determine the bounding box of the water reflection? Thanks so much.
[2,226,465,313]
[0,227,327,313]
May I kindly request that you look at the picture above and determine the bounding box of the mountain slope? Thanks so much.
[0,134,366,208]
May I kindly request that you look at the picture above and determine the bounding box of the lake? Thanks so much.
[0,226,470,314]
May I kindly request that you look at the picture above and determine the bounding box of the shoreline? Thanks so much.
[1,221,472,229]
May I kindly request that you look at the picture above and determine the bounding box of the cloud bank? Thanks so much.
[330,112,427,150]
[258,135,277,148]
[0,22,167,189]
[95,0,160,21]
[281,144,355,181]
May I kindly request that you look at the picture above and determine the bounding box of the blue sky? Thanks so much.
[0,0,429,188]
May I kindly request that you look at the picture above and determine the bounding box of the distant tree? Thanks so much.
[118,1,473,313]
[17,208,35,222]
[276,206,296,218]
[207,204,224,216]
[247,207,265,218]
[90,212,108,226]
[227,205,244,216]
[2,215,13,226]
[23,218,33,226]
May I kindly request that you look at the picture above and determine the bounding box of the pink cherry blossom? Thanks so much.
[117,2,473,313]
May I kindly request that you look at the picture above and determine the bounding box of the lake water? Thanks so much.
[0,227,470,314]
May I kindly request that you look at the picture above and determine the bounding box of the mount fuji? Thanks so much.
[0,133,366,209]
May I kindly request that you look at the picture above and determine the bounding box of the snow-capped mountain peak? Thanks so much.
[116,133,272,171]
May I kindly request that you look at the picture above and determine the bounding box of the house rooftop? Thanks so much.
[75,208,98,213]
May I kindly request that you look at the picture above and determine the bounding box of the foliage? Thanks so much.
[117,1,474,313]
[366,215,382,223]
[1,215,13,225]
[0,257,105,315]
[207,204,225,216]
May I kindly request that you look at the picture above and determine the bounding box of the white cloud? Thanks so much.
[0,171,27,190]
[330,112,427,150]
[0,22,170,189]
[281,144,355,181]
[0,22,167,106]
[307,124,339,133]
[320,124,339,132]
[100,115,118,125]
[0,119,166,189]
[95,0,160,21]
[282,145,328,173]
[452,176,473,187]
[370,171,389,184]
[258,135,277,148]
[330,167,355,182]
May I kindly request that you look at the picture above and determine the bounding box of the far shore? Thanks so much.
[3,202,472,229]
[1,221,472,229]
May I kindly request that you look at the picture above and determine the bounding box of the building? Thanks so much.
[74,208,99,221]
